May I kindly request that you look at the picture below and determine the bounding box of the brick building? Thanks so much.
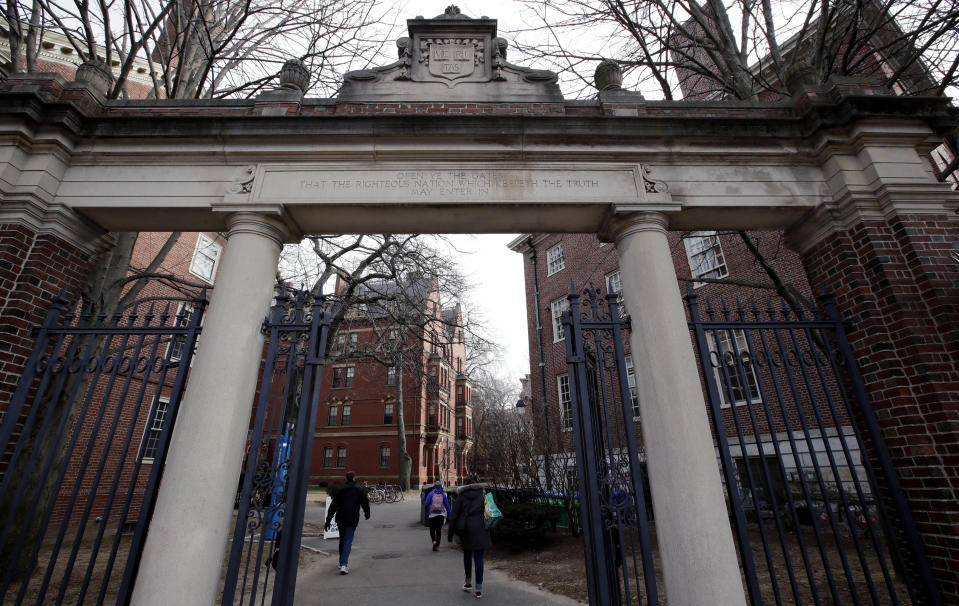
[507,231,835,489]
[0,23,158,99]
[311,274,473,487]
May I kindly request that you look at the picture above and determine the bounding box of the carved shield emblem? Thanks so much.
[427,40,475,80]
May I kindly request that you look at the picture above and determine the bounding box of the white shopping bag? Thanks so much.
[323,496,339,539]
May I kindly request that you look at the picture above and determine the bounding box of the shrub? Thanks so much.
[495,501,561,551]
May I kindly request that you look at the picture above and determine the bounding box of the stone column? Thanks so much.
[610,211,746,606]
[132,212,289,606]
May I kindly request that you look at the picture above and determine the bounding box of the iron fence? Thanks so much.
[0,291,205,605]
[221,288,330,606]
[686,289,941,606]
[563,286,659,606]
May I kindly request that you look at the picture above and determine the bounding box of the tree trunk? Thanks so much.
[394,357,411,491]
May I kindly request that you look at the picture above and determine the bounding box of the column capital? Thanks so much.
[224,209,300,245]
[602,210,671,244]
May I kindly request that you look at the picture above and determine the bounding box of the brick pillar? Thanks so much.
[0,223,96,413]
[787,119,959,601]
[797,213,959,601]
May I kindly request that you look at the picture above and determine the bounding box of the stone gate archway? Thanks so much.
[1,9,956,606]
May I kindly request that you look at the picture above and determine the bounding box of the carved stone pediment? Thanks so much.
[338,7,562,102]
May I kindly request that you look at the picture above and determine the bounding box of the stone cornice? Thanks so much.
[0,200,111,254]
[1,74,954,145]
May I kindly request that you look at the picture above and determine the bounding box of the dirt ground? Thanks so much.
[486,524,910,605]
[487,532,590,603]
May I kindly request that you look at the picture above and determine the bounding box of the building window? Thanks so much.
[348,332,358,352]
[323,447,333,468]
[334,334,346,354]
[557,374,572,431]
[328,405,338,426]
[684,231,728,286]
[332,366,354,388]
[167,304,195,362]
[386,366,397,385]
[342,404,351,426]
[384,403,394,425]
[551,298,570,343]
[706,329,761,408]
[605,270,628,317]
[388,329,398,345]
[189,233,222,283]
[336,447,347,467]
[380,446,390,467]
[625,355,640,420]
[546,242,565,275]
[141,397,170,461]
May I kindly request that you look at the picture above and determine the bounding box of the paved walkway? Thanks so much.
[293,494,580,605]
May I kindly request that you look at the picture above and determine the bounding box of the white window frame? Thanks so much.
[342,404,351,426]
[384,402,394,425]
[605,270,628,317]
[550,297,570,343]
[684,231,728,286]
[557,374,572,431]
[706,329,762,408]
[189,233,222,284]
[624,355,640,421]
[386,366,397,385]
[546,243,565,276]
[328,405,338,426]
[166,303,194,363]
[380,446,390,467]
[141,396,170,462]
[323,446,333,468]
[336,446,347,468]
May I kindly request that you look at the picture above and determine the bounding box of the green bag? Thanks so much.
[483,492,503,529]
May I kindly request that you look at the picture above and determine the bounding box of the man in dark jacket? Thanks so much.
[324,471,371,574]
[447,481,491,598]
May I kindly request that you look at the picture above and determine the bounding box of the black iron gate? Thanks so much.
[564,284,941,606]
[563,286,659,606]
[0,290,206,605]
[220,288,330,606]
[685,289,941,606]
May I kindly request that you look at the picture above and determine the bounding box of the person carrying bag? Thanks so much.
[447,478,492,599]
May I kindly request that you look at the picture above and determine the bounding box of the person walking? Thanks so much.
[447,479,491,599]
[422,480,451,551]
[324,471,371,574]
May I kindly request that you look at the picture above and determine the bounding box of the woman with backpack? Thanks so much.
[422,480,451,551]
[447,479,492,599]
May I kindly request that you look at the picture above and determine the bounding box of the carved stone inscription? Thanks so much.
[256,167,642,204]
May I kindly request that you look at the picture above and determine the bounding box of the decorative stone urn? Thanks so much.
[74,60,112,97]
[594,60,623,91]
[278,59,310,94]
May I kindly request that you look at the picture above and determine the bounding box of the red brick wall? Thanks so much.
[800,214,959,601]
[0,224,92,414]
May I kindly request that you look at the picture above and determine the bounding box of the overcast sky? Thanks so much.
[445,234,530,391]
